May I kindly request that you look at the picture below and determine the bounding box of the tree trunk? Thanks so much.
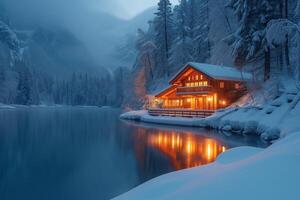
[264,48,271,81]
[284,0,290,71]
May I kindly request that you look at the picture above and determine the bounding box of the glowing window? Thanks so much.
[191,82,195,87]
[195,82,199,87]
[196,75,199,80]
[204,81,208,86]
[200,75,203,80]
[220,82,225,88]
[235,83,240,89]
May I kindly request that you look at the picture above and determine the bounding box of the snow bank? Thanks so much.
[114,132,300,200]
[120,110,148,121]
[0,103,16,109]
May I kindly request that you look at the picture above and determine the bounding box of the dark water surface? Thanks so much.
[0,107,268,200]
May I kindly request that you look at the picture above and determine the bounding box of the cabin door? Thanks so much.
[196,97,204,110]
[196,96,215,110]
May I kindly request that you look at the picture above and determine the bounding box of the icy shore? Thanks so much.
[114,132,300,200]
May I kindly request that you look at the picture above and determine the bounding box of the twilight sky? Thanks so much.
[99,0,178,19]
[3,0,178,21]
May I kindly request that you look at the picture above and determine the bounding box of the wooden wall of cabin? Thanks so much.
[157,68,247,110]
[211,79,246,108]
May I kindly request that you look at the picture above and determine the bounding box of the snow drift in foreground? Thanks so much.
[114,132,300,200]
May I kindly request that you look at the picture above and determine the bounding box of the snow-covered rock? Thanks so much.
[261,128,281,141]
[243,121,258,135]
[120,110,147,121]
[222,125,232,132]
[265,107,274,114]
[287,94,295,103]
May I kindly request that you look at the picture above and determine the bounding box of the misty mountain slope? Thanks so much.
[22,26,107,77]
[111,7,157,68]
[0,20,20,64]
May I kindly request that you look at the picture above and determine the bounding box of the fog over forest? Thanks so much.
[2,0,161,68]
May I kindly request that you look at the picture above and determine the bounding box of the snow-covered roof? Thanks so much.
[170,62,253,83]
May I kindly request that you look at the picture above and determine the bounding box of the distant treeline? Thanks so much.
[0,61,129,107]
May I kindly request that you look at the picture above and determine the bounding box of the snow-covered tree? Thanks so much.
[0,20,21,66]
[153,0,174,77]
[266,19,300,82]
[226,0,282,80]
[189,0,210,62]
[15,62,35,105]
[169,1,193,72]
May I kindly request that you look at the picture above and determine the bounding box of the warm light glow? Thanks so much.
[220,100,227,106]
[207,143,212,160]
[186,140,192,154]
[148,132,227,169]
[171,135,176,149]
[222,146,226,152]
[207,97,213,102]
[185,81,209,87]
[187,98,191,103]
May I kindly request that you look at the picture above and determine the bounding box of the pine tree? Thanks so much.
[153,0,174,77]
[190,0,210,62]
[170,1,193,71]
[15,62,34,105]
[226,0,281,80]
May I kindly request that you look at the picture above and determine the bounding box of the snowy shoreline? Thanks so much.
[121,91,300,142]
[0,103,112,110]
[114,132,300,200]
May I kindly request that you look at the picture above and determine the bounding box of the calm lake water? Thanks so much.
[0,107,268,200]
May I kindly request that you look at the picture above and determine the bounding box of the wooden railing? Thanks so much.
[148,108,215,118]
[176,86,213,94]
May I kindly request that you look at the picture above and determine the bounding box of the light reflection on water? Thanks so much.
[148,132,226,169]
[0,108,268,200]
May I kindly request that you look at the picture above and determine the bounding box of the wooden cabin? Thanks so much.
[149,62,252,117]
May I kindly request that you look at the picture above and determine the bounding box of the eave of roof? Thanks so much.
[155,85,176,98]
[169,62,253,84]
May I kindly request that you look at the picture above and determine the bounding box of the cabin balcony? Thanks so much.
[176,86,213,95]
[148,108,215,118]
